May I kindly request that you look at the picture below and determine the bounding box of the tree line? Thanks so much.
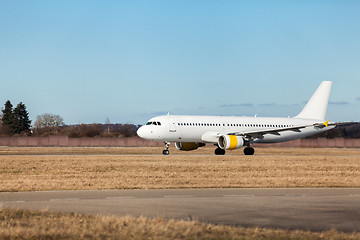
[0,100,139,137]
[32,123,140,138]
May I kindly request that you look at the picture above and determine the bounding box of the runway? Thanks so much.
[1,188,360,232]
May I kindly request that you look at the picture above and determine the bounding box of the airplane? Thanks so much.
[137,81,336,155]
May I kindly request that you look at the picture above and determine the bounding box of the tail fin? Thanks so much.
[294,81,332,121]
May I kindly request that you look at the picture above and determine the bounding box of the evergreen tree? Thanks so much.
[12,102,31,134]
[1,100,14,127]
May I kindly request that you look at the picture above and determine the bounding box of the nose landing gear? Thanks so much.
[162,142,170,155]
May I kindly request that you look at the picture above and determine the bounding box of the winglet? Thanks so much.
[323,120,329,127]
[313,120,330,128]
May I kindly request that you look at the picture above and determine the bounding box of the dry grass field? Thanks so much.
[1,208,360,240]
[0,146,359,191]
[1,147,360,239]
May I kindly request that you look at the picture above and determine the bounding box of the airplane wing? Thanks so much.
[201,121,333,143]
[228,121,333,141]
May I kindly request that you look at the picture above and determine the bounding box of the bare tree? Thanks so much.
[34,113,64,128]
[105,117,111,133]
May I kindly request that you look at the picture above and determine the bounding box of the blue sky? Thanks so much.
[1,0,359,124]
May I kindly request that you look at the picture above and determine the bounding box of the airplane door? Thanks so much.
[169,117,176,132]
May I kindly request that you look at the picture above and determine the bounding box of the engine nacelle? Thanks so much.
[175,142,205,151]
[218,135,245,150]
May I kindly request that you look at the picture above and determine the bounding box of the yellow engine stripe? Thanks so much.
[228,135,238,150]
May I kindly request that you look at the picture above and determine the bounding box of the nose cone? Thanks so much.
[137,126,149,139]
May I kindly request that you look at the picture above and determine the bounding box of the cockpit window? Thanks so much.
[146,121,161,126]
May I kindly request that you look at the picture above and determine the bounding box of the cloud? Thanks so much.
[258,103,276,107]
[219,103,254,108]
[329,101,349,105]
[356,97,360,101]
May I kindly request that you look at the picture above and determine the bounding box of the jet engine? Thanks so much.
[175,142,205,151]
[218,135,245,150]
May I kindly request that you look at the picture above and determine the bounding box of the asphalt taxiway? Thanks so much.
[1,188,360,232]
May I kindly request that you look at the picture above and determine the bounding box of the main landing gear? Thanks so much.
[214,147,254,155]
[214,143,255,155]
[214,147,226,155]
[243,146,255,155]
[162,142,170,155]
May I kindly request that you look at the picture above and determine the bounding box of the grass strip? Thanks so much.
[1,208,359,240]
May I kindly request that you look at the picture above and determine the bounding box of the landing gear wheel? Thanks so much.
[215,148,225,155]
[162,142,170,155]
[244,147,255,155]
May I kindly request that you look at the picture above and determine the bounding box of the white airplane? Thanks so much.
[137,81,336,155]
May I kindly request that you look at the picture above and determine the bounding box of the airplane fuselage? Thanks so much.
[137,115,334,143]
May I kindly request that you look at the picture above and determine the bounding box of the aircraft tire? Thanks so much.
[244,147,255,155]
[162,150,170,155]
[215,148,225,155]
